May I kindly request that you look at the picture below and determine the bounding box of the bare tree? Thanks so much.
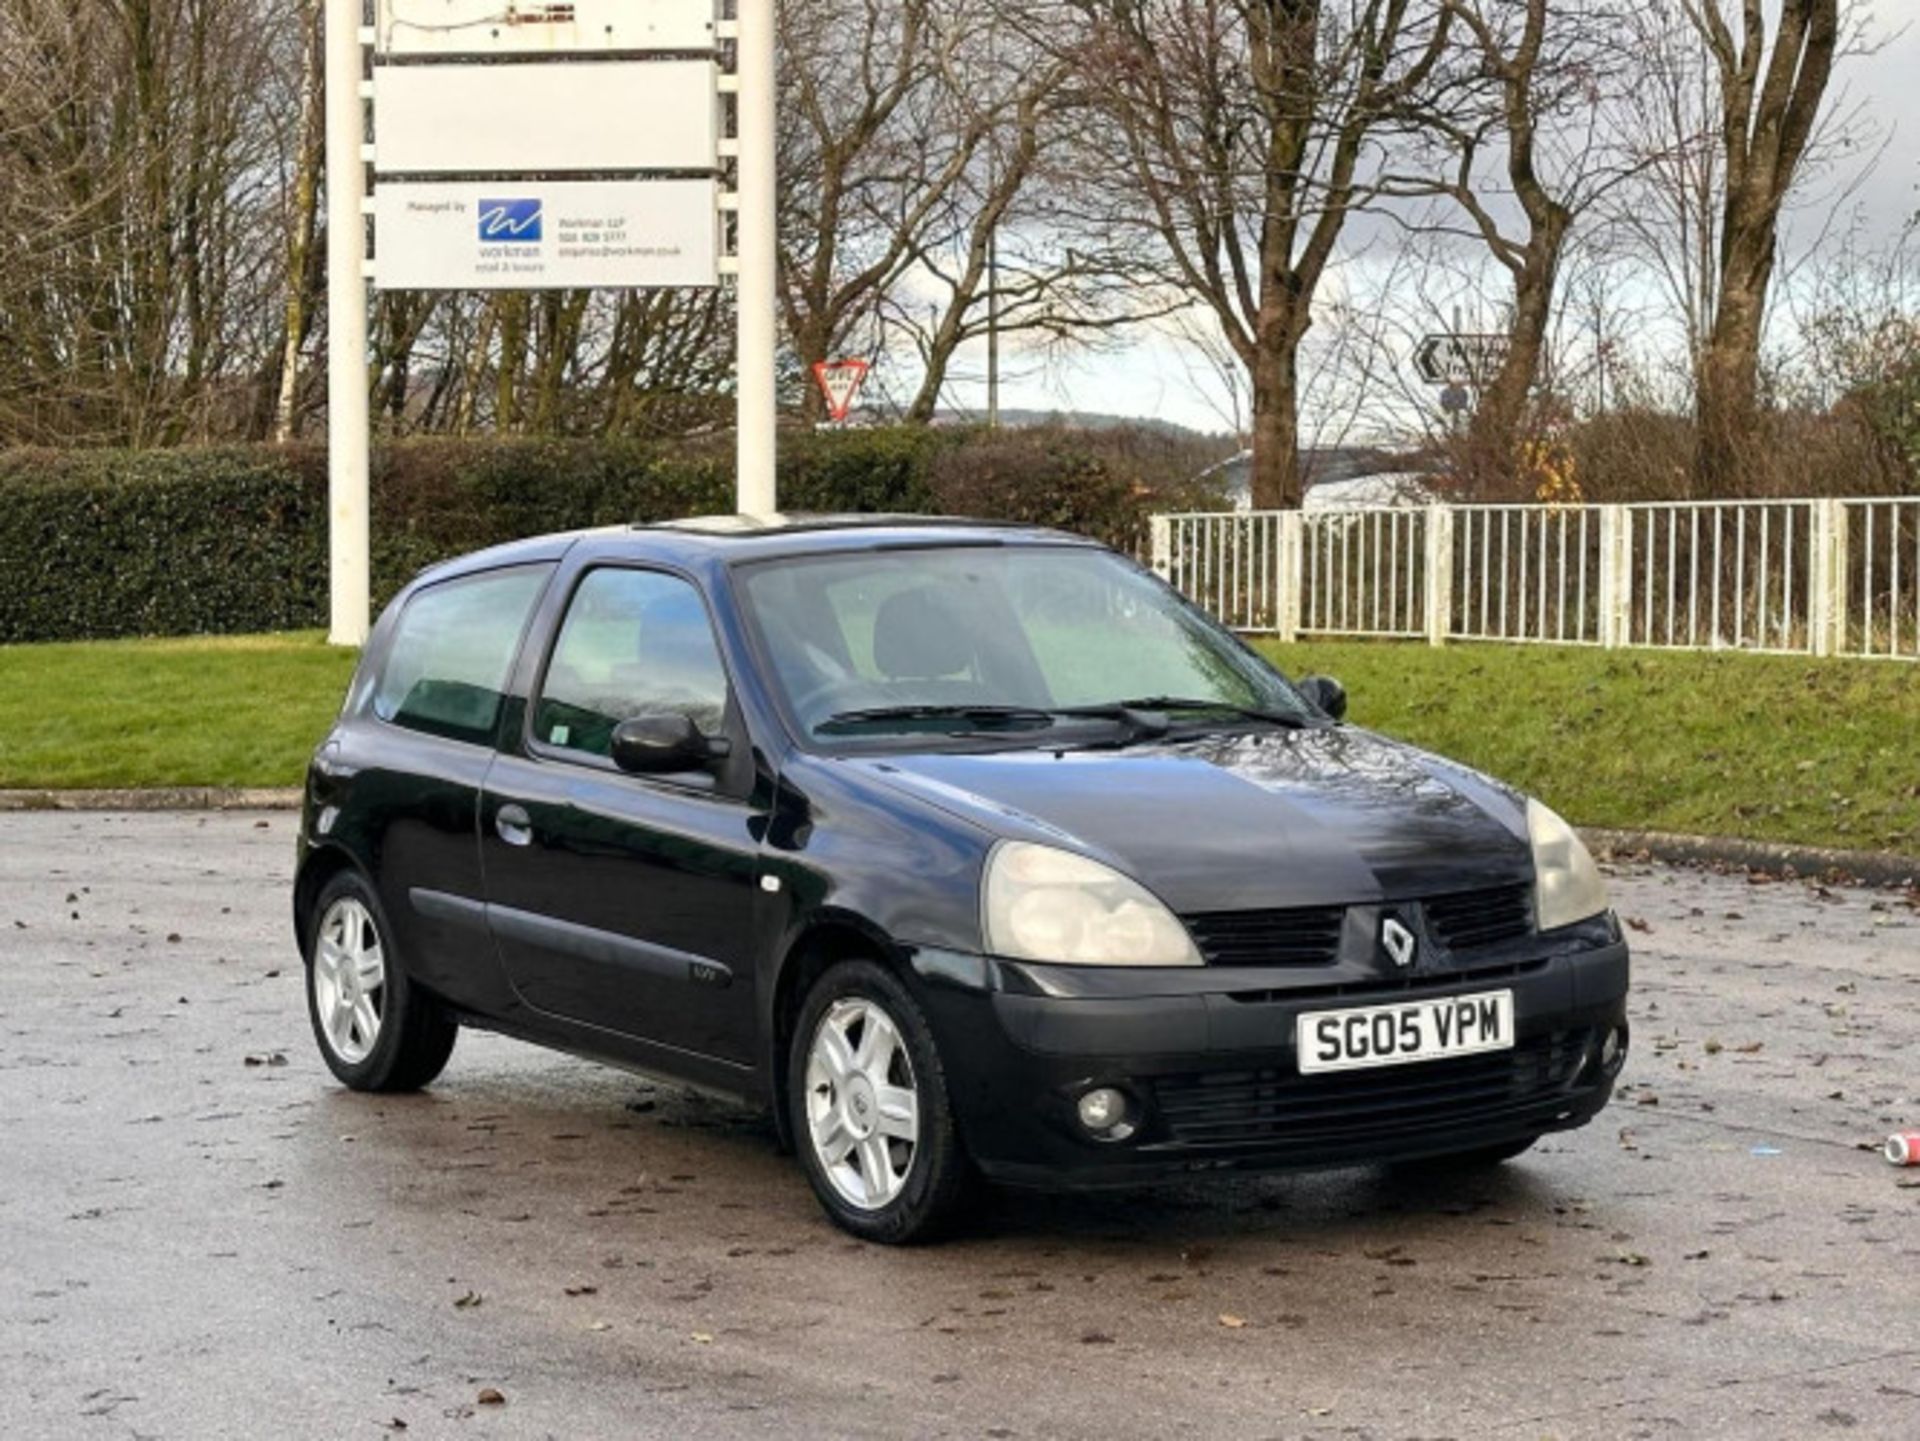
[777,0,1142,422]
[271,0,324,442]
[1045,1,1453,509]
[1388,0,1644,492]
[0,0,296,446]
[1681,0,1840,489]
[876,14,1173,421]
[777,0,979,417]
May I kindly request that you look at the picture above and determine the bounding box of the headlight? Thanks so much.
[1527,798,1609,931]
[982,841,1201,967]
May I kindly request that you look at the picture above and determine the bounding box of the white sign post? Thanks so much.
[325,0,370,647]
[325,0,776,646]
[735,0,779,517]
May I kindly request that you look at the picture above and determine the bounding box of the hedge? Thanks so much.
[0,425,1227,644]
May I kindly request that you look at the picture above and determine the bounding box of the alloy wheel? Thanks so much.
[312,896,387,1065]
[805,997,921,1210]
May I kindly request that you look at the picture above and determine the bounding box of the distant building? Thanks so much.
[1198,448,1435,512]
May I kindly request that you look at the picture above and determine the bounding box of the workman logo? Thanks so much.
[478,199,543,244]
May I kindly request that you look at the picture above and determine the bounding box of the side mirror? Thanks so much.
[1298,675,1348,722]
[610,714,732,775]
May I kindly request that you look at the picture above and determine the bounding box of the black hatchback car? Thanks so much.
[295,516,1628,1242]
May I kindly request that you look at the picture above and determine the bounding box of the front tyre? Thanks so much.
[788,960,973,1244]
[305,872,457,1093]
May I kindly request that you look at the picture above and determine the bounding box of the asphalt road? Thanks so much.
[3,812,1917,1441]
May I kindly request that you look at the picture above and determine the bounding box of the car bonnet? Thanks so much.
[842,727,1533,915]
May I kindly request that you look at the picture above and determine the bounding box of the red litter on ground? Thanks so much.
[1886,1131,1920,1166]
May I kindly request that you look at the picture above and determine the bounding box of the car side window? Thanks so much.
[534,569,731,760]
[371,567,549,745]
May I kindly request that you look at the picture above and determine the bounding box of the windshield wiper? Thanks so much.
[816,698,1307,742]
[817,704,1058,735]
[1062,697,1311,729]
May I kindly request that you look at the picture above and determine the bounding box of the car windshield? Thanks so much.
[734,543,1314,745]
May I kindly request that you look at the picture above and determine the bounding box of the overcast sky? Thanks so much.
[935,19,1920,437]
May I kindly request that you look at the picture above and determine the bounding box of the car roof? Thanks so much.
[414,514,1105,585]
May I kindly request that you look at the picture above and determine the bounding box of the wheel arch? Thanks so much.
[765,911,907,1151]
[292,842,370,959]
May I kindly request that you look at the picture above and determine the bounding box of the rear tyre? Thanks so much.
[787,959,973,1244]
[305,871,457,1093]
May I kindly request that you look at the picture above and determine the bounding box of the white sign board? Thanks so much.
[372,60,717,173]
[373,179,720,290]
[376,0,717,57]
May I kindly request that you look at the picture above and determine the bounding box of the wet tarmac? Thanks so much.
[3,812,1917,1439]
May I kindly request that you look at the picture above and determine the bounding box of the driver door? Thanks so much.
[479,566,764,1064]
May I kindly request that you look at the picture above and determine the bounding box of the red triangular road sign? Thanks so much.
[812,359,871,422]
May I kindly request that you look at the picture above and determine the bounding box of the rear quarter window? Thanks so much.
[372,566,551,745]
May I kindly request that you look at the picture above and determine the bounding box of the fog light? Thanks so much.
[1601,1026,1625,1071]
[1076,1086,1136,1141]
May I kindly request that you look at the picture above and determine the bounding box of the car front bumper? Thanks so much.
[908,932,1630,1187]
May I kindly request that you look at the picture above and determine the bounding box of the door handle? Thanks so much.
[495,804,534,848]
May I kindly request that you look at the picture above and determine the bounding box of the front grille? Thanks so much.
[1424,882,1534,950]
[1151,1030,1585,1150]
[1185,905,1345,967]
[1185,882,1536,968]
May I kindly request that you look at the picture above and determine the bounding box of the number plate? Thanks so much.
[1296,990,1515,1075]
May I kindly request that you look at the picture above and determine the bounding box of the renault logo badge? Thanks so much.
[1382,916,1418,969]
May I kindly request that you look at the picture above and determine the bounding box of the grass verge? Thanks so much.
[0,633,356,790]
[1,630,1914,857]
[1254,639,1920,858]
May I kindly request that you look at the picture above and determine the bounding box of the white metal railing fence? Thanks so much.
[1619,500,1816,654]
[1844,498,1920,660]
[1151,497,1919,662]
[1451,504,1602,645]
[1301,507,1431,638]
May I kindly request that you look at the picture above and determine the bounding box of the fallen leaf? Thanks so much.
[476,1388,505,1407]
[1625,917,1652,934]
[1218,1314,1247,1329]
